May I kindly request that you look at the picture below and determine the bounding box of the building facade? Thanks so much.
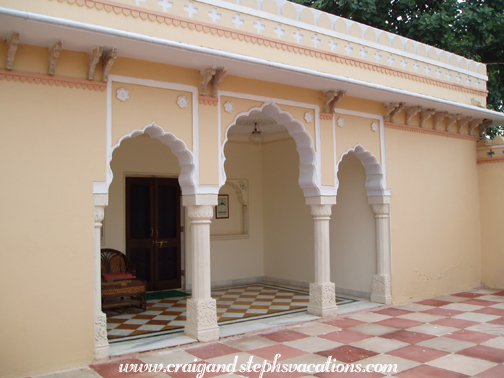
[1,0,504,376]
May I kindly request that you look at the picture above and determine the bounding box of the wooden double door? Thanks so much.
[126,177,181,292]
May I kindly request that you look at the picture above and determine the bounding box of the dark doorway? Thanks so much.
[126,177,181,291]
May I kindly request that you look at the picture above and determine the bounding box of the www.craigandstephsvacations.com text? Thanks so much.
[118,354,398,377]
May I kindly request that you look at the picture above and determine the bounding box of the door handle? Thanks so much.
[155,240,165,248]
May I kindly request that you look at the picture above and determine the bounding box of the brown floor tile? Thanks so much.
[115,324,141,330]
[457,345,504,363]
[316,345,378,363]
[380,330,436,344]
[386,344,449,363]
[319,329,372,344]
[185,342,241,359]
[396,364,469,378]
[445,329,498,344]
[260,329,309,343]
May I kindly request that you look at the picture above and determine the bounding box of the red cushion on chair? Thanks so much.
[103,272,133,281]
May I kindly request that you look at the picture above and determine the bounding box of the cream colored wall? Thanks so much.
[262,138,314,283]
[331,154,376,296]
[205,142,265,283]
[0,81,106,377]
[479,161,504,288]
[385,128,481,304]
[103,134,181,252]
[211,183,242,236]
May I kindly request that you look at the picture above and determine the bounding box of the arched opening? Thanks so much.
[331,153,377,298]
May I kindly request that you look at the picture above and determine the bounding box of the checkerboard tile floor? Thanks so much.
[106,285,312,339]
[37,288,504,378]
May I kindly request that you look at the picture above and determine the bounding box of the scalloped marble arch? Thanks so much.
[220,102,320,197]
[108,122,197,195]
[336,144,387,197]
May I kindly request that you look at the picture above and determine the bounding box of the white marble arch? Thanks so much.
[220,102,320,197]
[92,122,197,358]
[109,122,197,195]
[335,144,392,305]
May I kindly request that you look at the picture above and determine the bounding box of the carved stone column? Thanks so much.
[306,196,338,318]
[369,196,392,305]
[183,195,219,342]
[93,194,109,359]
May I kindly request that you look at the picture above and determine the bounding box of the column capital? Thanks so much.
[310,204,333,218]
[305,195,337,206]
[368,195,390,216]
[186,204,214,221]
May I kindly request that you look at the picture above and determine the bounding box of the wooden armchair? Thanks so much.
[100,248,136,281]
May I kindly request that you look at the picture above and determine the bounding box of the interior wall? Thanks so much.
[103,134,181,253]
[479,161,504,288]
[206,141,265,284]
[262,138,314,284]
[386,128,482,304]
[331,154,376,297]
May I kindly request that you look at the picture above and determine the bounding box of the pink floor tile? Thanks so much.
[260,329,309,343]
[373,308,413,317]
[380,330,436,344]
[322,317,366,329]
[319,329,372,344]
[451,292,485,298]
[492,291,504,296]
[416,299,452,307]
[456,345,504,363]
[91,358,161,378]
[167,361,228,378]
[316,345,378,363]
[487,316,504,326]
[475,307,504,316]
[185,342,242,360]
[374,318,423,329]
[421,308,463,317]
[445,329,498,344]
[386,344,449,363]
[396,364,469,378]
[430,317,478,329]
[478,364,504,378]
[460,298,499,306]
[248,344,307,361]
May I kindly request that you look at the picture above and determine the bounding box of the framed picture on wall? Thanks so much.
[216,194,229,219]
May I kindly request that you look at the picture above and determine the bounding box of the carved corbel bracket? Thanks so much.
[458,116,471,134]
[469,118,484,136]
[48,40,62,76]
[88,46,103,81]
[479,119,493,135]
[6,32,20,70]
[384,102,405,122]
[433,111,448,130]
[445,114,461,132]
[211,67,227,97]
[102,48,117,82]
[419,108,436,127]
[405,106,422,125]
[322,90,346,113]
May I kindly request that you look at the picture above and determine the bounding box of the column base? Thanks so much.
[308,282,338,318]
[371,274,392,305]
[184,298,220,342]
[94,312,110,359]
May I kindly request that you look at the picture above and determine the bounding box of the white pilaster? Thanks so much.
[306,196,338,318]
[183,195,219,342]
[369,196,392,305]
[93,194,109,359]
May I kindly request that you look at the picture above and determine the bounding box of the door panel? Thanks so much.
[126,177,181,291]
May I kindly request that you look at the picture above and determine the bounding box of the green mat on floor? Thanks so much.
[146,290,190,300]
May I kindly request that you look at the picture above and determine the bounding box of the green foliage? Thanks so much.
[291,0,504,136]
